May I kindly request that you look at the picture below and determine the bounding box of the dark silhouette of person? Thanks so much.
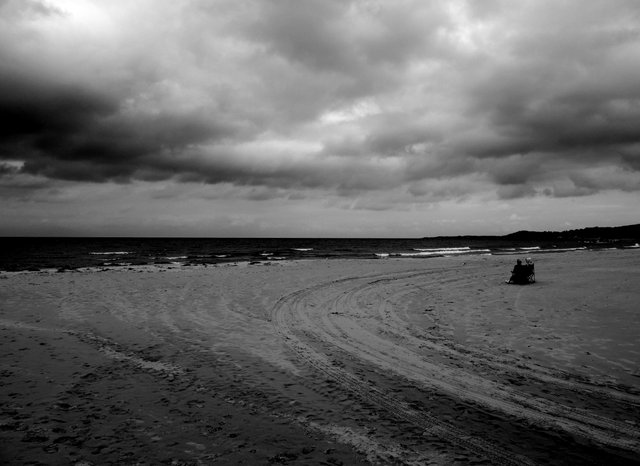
[508,259,524,283]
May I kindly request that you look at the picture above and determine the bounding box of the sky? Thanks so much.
[1,0,639,237]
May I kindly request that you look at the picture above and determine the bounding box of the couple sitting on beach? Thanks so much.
[507,258,535,284]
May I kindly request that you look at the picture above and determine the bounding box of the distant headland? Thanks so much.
[425,223,640,242]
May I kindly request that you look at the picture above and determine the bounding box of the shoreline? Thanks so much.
[2,235,639,273]
[1,243,638,274]
[1,250,639,464]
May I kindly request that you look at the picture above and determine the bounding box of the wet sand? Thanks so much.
[1,250,639,465]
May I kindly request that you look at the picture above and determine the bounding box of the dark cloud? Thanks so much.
[0,0,639,211]
[364,119,444,156]
[455,1,640,177]
[0,67,238,183]
[0,169,54,200]
[484,154,541,186]
[0,72,116,140]
[496,184,537,200]
[250,0,447,71]
[243,0,450,124]
[0,161,21,176]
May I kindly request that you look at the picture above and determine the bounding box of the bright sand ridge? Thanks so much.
[1,250,639,465]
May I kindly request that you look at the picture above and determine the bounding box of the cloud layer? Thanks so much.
[1,0,640,235]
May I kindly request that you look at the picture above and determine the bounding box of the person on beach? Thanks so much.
[507,258,536,284]
[508,259,524,283]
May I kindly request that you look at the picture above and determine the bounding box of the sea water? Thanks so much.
[0,236,634,272]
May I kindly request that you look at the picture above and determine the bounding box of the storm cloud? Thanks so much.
[1,0,639,236]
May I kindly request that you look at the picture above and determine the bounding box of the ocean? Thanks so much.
[2,237,637,272]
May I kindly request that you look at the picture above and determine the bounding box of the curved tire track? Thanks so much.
[325,273,640,447]
[271,270,640,464]
[272,279,537,466]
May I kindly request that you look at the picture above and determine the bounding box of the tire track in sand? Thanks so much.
[271,277,537,466]
[323,273,640,450]
[271,270,640,464]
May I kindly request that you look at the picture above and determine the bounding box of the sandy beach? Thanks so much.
[1,250,639,465]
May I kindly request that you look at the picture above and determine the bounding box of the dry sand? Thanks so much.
[1,250,639,465]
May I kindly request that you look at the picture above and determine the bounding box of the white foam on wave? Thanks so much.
[414,247,471,252]
[539,246,587,253]
[292,248,313,251]
[519,246,541,250]
[401,247,489,257]
[90,251,130,255]
[374,253,389,258]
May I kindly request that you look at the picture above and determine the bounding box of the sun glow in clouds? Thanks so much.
[43,0,113,36]
[320,99,382,124]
